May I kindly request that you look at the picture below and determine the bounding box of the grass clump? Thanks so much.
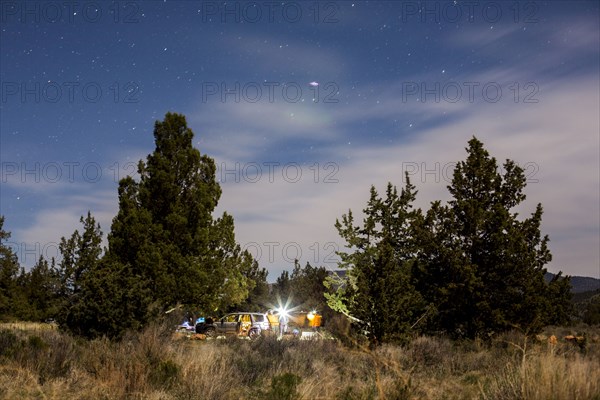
[265,372,301,400]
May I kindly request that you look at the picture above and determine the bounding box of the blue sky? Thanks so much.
[1,1,598,280]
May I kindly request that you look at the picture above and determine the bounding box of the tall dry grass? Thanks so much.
[0,323,598,399]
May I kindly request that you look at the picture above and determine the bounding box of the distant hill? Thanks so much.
[545,272,600,294]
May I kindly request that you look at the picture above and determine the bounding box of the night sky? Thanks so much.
[1,1,598,280]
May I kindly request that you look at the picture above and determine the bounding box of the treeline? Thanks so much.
[0,112,580,343]
[326,137,574,344]
[0,113,325,339]
[1,113,260,338]
[0,213,327,336]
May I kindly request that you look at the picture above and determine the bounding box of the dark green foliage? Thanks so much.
[548,273,599,294]
[102,112,255,335]
[290,260,329,312]
[273,270,292,302]
[270,261,335,330]
[235,261,269,312]
[41,112,260,339]
[0,216,20,321]
[272,260,329,313]
[544,272,573,325]
[16,256,61,321]
[54,212,105,336]
[57,212,103,298]
[414,137,572,338]
[65,257,151,339]
[327,178,426,345]
[328,137,573,343]
[584,294,600,325]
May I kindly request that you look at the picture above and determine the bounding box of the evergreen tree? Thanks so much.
[413,201,484,337]
[273,270,292,304]
[290,260,329,312]
[55,212,104,334]
[235,260,269,312]
[544,272,573,326]
[52,212,152,339]
[327,179,425,345]
[414,137,571,338]
[57,211,103,298]
[66,256,150,339]
[107,112,255,319]
[583,294,600,325]
[0,216,20,321]
[18,256,60,321]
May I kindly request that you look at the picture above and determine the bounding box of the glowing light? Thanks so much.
[278,307,289,318]
[268,294,300,322]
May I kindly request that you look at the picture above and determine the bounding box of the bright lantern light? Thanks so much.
[278,307,289,318]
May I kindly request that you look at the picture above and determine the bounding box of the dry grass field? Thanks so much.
[1,322,599,400]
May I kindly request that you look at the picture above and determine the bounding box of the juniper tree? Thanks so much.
[55,212,104,334]
[290,260,329,312]
[0,216,20,321]
[66,255,151,339]
[273,270,292,304]
[234,259,269,312]
[17,256,60,321]
[414,137,571,338]
[107,112,255,319]
[327,178,425,345]
[57,212,102,298]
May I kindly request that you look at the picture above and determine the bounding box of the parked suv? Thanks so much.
[196,312,271,339]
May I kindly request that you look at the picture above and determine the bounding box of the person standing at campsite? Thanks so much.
[278,312,288,338]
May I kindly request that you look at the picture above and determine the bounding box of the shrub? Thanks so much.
[149,359,180,389]
[0,329,20,358]
[266,372,301,400]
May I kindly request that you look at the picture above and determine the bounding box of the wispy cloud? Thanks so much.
[212,68,599,278]
[220,32,348,79]
[11,189,117,267]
